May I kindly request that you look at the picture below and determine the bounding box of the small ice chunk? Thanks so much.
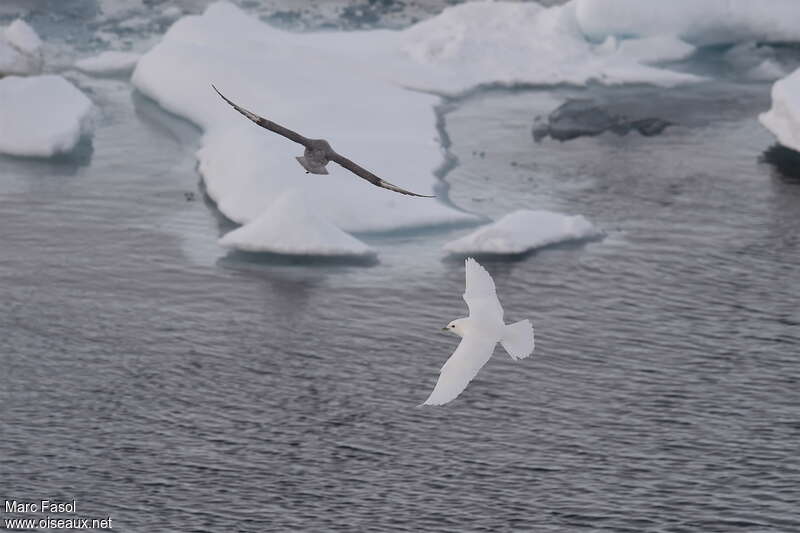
[759,67,800,152]
[161,6,183,19]
[75,51,141,74]
[746,59,785,82]
[443,210,602,255]
[218,189,374,257]
[594,35,694,65]
[614,35,695,65]
[4,19,42,55]
[0,75,94,157]
[723,42,786,81]
[0,41,22,73]
[0,19,43,76]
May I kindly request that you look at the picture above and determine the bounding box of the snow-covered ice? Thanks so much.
[75,51,140,74]
[745,59,786,82]
[600,35,696,65]
[0,75,94,157]
[397,0,702,93]
[759,67,800,153]
[132,1,477,241]
[722,42,787,82]
[218,189,374,257]
[443,210,602,255]
[161,6,183,20]
[575,0,800,46]
[5,19,42,55]
[130,0,722,255]
[130,0,800,256]
[0,19,43,76]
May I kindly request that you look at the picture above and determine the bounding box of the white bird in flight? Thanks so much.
[423,258,535,406]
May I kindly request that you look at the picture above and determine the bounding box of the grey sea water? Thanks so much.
[2,2,800,532]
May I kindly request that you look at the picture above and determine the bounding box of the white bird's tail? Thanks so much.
[501,320,535,360]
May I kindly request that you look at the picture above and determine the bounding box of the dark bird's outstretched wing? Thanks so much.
[327,151,434,197]
[212,85,309,147]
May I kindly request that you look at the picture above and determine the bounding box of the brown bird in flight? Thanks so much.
[212,85,433,198]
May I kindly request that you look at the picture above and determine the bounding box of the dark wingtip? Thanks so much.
[211,84,230,104]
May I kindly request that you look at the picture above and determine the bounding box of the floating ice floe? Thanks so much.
[443,210,602,255]
[5,19,42,55]
[759,67,800,153]
[398,0,800,93]
[597,35,696,65]
[75,51,141,75]
[397,0,702,93]
[132,0,800,256]
[575,0,800,46]
[745,59,786,82]
[132,1,477,240]
[130,0,711,249]
[0,19,43,76]
[218,190,374,257]
[723,42,787,81]
[0,75,93,157]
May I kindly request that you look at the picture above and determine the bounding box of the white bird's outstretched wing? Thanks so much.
[463,257,504,322]
[423,334,498,406]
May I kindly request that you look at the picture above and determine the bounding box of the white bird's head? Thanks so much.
[442,318,468,337]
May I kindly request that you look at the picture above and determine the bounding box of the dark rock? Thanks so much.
[761,144,800,182]
[533,98,672,142]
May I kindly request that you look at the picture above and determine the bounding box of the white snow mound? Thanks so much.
[0,19,43,76]
[0,75,94,157]
[443,210,602,255]
[218,189,374,257]
[5,19,42,55]
[759,67,800,152]
[75,51,141,74]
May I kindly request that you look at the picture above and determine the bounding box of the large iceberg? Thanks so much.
[0,75,94,157]
[443,210,602,255]
[218,189,374,257]
[759,67,800,153]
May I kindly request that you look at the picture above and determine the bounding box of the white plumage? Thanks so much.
[423,258,535,406]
